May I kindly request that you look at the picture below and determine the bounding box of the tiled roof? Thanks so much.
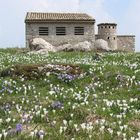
[25,12,95,23]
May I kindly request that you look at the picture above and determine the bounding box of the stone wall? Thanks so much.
[26,23,95,47]
[117,35,135,52]
[95,35,135,52]
[95,34,117,50]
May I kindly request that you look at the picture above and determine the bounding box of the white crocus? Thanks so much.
[0,134,2,140]
[63,120,67,126]
[0,119,3,124]
[138,132,140,138]
[6,118,11,123]
[100,126,105,132]
[81,123,86,130]
[3,132,7,138]
[30,131,34,138]
[117,131,121,136]
[59,127,63,134]
[40,134,44,140]
[108,128,113,135]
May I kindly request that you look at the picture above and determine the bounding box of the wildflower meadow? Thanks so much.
[0,48,140,140]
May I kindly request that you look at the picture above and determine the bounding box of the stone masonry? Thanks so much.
[25,12,135,52]
[26,23,95,47]
[117,35,135,52]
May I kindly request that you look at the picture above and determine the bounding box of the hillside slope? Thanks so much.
[0,49,140,140]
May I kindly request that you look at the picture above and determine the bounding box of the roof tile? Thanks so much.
[25,12,95,23]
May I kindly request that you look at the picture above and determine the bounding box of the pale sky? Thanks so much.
[0,0,139,51]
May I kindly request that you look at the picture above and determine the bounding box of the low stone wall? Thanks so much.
[117,35,135,52]
[95,35,135,52]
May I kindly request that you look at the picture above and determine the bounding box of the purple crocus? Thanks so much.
[16,124,22,132]
[36,130,45,139]
[58,73,75,82]
[51,101,63,109]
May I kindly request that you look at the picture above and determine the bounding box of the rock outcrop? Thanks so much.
[56,41,93,52]
[28,38,112,54]
[29,38,56,54]
[72,41,93,52]
[56,43,72,52]
[95,39,110,51]
[0,63,82,80]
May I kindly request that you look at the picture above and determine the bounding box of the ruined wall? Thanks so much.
[117,35,135,52]
[26,23,95,47]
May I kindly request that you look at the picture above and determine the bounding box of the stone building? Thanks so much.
[25,12,135,52]
[25,12,95,47]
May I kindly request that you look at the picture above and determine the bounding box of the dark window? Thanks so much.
[39,27,49,36]
[108,37,110,39]
[114,37,116,40]
[74,27,84,35]
[56,27,66,35]
[109,26,110,28]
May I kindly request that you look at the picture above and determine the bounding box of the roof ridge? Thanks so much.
[27,12,89,15]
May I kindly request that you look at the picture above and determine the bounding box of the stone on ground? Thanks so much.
[28,38,95,53]
[72,41,93,52]
[56,41,93,52]
[29,38,56,54]
[95,39,110,51]
[56,43,72,52]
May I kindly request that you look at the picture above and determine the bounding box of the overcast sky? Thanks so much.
[0,0,139,51]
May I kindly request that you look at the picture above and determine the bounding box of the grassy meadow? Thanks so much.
[0,48,140,140]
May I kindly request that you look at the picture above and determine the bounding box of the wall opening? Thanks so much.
[74,27,84,35]
[56,27,66,36]
[39,27,49,36]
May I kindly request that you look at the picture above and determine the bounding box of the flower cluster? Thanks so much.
[58,73,76,82]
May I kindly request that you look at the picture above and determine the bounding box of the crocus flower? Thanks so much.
[0,134,2,140]
[36,130,45,139]
[16,124,22,132]
[51,101,63,109]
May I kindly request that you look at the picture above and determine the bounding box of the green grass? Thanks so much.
[0,48,139,140]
